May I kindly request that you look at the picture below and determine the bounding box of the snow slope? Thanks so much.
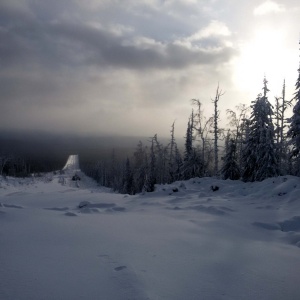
[1,173,300,300]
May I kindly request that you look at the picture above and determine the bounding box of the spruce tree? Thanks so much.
[122,158,134,195]
[132,141,148,193]
[168,121,177,183]
[287,41,300,174]
[144,135,156,192]
[221,137,240,180]
[182,115,194,180]
[153,134,167,185]
[182,112,205,179]
[242,77,279,181]
[174,143,183,181]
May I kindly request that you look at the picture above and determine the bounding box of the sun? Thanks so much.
[233,28,297,99]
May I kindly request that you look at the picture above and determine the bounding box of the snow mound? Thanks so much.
[153,175,300,203]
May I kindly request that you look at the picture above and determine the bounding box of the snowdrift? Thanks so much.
[1,173,300,300]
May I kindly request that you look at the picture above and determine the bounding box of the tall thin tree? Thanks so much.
[287,39,300,175]
[242,77,279,181]
[212,84,225,177]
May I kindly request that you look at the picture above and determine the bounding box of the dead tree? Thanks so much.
[212,84,225,177]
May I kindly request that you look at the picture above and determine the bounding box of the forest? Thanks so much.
[1,50,300,194]
[82,58,300,194]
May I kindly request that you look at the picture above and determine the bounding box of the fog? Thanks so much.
[0,130,181,173]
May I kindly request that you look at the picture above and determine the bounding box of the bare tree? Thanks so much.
[274,80,292,174]
[191,99,214,174]
[211,84,225,177]
[226,103,250,172]
[0,154,12,176]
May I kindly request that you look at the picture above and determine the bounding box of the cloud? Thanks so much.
[0,0,267,138]
[0,12,235,73]
[0,0,34,22]
[188,20,231,40]
[174,20,233,49]
[253,1,286,15]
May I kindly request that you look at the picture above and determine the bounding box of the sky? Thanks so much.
[0,0,299,139]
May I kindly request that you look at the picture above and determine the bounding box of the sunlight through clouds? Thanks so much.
[0,0,299,137]
[233,27,297,100]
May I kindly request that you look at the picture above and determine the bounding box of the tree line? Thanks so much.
[83,48,300,194]
[2,43,300,190]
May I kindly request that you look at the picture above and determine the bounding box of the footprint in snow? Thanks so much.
[114,266,127,271]
[97,255,148,299]
[64,212,77,217]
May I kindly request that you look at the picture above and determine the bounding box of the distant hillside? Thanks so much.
[0,130,182,173]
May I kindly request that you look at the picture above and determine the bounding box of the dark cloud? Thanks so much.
[0,16,235,73]
[0,1,35,26]
[0,0,235,128]
[1,0,297,138]
[0,1,235,73]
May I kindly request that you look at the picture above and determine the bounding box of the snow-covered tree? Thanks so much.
[108,149,123,191]
[121,158,134,195]
[174,143,183,181]
[182,115,194,180]
[167,121,178,183]
[153,134,168,185]
[181,111,205,179]
[242,77,279,182]
[144,135,157,192]
[0,153,12,176]
[287,44,300,174]
[221,136,240,180]
[132,141,148,193]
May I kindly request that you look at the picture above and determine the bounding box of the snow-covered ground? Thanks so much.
[1,171,300,300]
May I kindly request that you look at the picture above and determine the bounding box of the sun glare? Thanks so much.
[233,28,296,99]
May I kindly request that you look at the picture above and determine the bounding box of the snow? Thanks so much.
[62,154,80,172]
[1,173,300,300]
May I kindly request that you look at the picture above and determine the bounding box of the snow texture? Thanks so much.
[1,172,300,300]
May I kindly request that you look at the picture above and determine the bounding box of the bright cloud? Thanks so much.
[188,20,231,41]
[175,20,232,50]
[253,1,286,16]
